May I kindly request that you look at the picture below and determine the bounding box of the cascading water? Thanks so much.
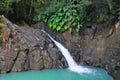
[41,30,91,73]
[0,29,113,80]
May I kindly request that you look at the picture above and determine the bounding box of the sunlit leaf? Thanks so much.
[64,25,68,30]
[58,8,62,12]
[76,28,79,32]
[59,21,65,27]
[49,23,52,28]
[53,24,57,29]
[56,26,61,31]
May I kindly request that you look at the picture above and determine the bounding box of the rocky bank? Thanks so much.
[0,16,120,80]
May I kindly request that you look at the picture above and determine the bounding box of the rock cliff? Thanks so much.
[0,16,120,80]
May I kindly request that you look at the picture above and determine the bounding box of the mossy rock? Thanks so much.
[0,15,6,27]
[0,23,5,28]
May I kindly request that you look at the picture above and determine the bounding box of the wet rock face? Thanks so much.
[0,53,6,73]
[62,20,120,80]
[104,49,120,80]
[0,24,68,73]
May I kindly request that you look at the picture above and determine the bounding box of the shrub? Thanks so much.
[34,0,92,32]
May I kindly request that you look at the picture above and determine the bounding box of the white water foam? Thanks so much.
[41,30,91,73]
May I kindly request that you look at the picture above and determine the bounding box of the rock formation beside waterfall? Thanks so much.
[0,17,68,73]
[0,16,120,80]
[64,17,120,80]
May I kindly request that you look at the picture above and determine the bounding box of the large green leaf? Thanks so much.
[58,13,64,16]
[49,23,52,28]
[63,6,68,12]
[76,28,79,32]
[64,25,68,30]
[66,12,70,16]
[52,24,57,29]
[59,21,65,27]
[56,26,61,31]
[55,17,62,23]
[72,9,77,13]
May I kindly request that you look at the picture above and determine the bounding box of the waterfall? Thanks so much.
[41,30,91,73]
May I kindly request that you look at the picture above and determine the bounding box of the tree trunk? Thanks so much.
[67,21,71,49]
[106,0,113,11]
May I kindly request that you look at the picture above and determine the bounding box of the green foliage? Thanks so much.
[48,6,83,32]
[97,8,109,23]
[0,0,45,24]
[0,22,5,47]
[34,0,92,32]
[0,15,6,47]
[33,0,65,22]
[0,0,120,33]
[98,12,109,23]
[111,0,120,14]
[0,23,6,28]
[0,0,15,14]
[86,0,112,23]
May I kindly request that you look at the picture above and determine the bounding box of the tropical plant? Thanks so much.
[34,0,92,32]
[0,0,45,24]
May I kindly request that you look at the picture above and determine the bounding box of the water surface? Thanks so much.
[0,68,113,80]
